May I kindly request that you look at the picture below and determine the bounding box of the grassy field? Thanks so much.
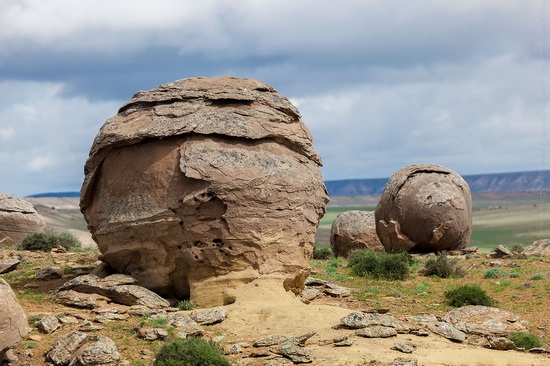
[316,192,550,252]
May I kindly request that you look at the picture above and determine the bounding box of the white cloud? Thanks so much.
[27,155,56,172]
[0,127,15,140]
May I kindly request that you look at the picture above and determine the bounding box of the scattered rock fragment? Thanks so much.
[486,336,517,351]
[55,290,107,309]
[37,315,61,334]
[161,313,204,337]
[392,342,415,354]
[523,239,550,257]
[190,306,228,325]
[46,331,120,366]
[35,266,64,280]
[340,312,410,333]
[442,306,528,337]
[389,357,418,366]
[423,321,465,343]
[137,327,169,341]
[355,326,398,338]
[254,335,290,347]
[0,259,20,274]
[487,245,515,259]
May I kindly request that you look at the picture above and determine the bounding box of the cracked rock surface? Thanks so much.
[80,76,328,307]
[0,193,46,243]
[375,164,472,252]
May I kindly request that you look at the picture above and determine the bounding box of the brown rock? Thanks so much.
[0,259,20,274]
[330,211,384,257]
[80,77,328,307]
[0,193,47,244]
[0,278,31,356]
[523,239,550,256]
[375,164,472,253]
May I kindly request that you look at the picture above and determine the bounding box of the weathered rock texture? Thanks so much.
[80,77,328,307]
[524,239,550,257]
[0,278,31,359]
[0,193,47,244]
[375,164,472,253]
[330,211,384,257]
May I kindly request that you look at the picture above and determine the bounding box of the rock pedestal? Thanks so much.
[0,193,47,244]
[80,77,328,306]
[375,164,472,253]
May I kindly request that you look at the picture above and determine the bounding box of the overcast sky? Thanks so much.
[0,0,546,197]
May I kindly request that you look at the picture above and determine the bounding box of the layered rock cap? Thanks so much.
[375,164,472,253]
[0,193,47,244]
[80,76,328,307]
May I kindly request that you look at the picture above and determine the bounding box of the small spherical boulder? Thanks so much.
[80,77,328,307]
[375,164,472,253]
[330,211,385,257]
[0,193,46,244]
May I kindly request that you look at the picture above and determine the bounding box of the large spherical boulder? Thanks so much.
[1,278,31,360]
[0,193,47,244]
[80,77,328,306]
[375,164,472,253]
[330,211,384,257]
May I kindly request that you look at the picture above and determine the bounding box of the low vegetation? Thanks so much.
[153,338,231,366]
[19,231,81,252]
[348,249,412,280]
[421,254,466,278]
[312,247,333,260]
[508,332,544,350]
[444,284,495,307]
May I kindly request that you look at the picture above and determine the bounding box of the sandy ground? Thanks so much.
[220,279,550,366]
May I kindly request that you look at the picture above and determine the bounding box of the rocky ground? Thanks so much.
[1,247,549,366]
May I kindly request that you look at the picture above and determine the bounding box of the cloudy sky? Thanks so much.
[0,0,545,197]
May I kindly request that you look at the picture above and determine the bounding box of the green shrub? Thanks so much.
[530,274,545,280]
[177,300,196,311]
[484,268,508,279]
[313,247,333,260]
[509,243,525,253]
[422,254,466,278]
[154,338,231,366]
[508,332,544,350]
[19,231,80,252]
[348,249,412,280]
[444,284,495,307]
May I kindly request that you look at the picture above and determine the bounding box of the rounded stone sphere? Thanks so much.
[80,77,328,306]
[330,211,385,257]
[375,164,472,253]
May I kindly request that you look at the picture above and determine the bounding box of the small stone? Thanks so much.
[410,330,429,337]
[78,320,104,332]
[0,259,20,274]
[424,321,465,343]
[528,347,548,354]
[254,335,290,347]
[333,339,353,347]
[228,344,243,354]
[37,315,61,334]
[389,357,418,366]
[392,342,415,354]
[29,334,43,341]
[137,327,169,341]
[301,288,321,301]
[249,347,271,357]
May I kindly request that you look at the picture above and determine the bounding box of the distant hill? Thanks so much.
[27,170,550,198]
[26,191,80,198]
[326,170,550,196]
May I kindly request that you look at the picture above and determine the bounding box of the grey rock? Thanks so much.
[392,342,415,354]
[37,315,61,334]
[333,339,353,347]
[137,327,170,341]
[486,336,517,350]
[389,357,418,366]
[227,344,243,354]
[355,326,398,338]
[78,321,104,332]
[443,306,528,337]
[528,347,549,354]
[161,313,204,337]
[0,259,19,274]
[254,335,290,347]
[340,312,410,333]
[272,341,312,364]
[304,277,329,287]
[55,290,105,309]
[424,321,465,342]
[301,288,321,301]
[46,331,89,365]
[35,266,64,280]
[75,335,121,366]
[190,306,228,325]
[59,274,170,308]
[323,285,350,298]
[46,331,120,366]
